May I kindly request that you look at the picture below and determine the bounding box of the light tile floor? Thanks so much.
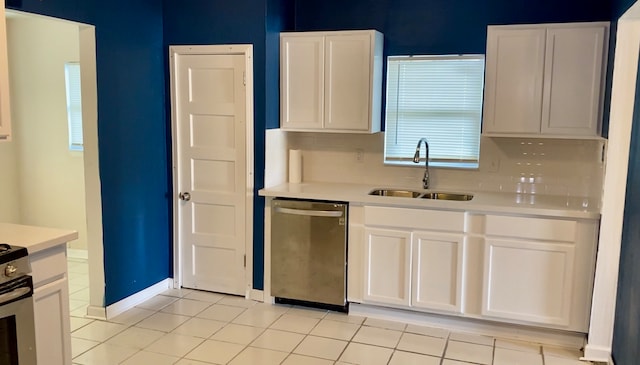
[67,259,594,365]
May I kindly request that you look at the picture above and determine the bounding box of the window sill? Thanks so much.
[384,160,479,170]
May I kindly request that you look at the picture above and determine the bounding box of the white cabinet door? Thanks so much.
[324,33,371,131]
[280,35,325,130]
[411,231,464,313]
[280,30,382,133]
[0,0,11,141]
[483,22,608,138]
[34,278,72,365]
[483,28,546,134]
[542,25,606,136]
[482,238,575,327]
[363,228,412,307]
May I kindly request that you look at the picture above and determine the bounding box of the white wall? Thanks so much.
[0,137,20,222]
[6,15,88,251]
[285,133,604,202]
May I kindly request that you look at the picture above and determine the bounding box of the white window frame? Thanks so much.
[64,62,83,151]
[384,54,485,169]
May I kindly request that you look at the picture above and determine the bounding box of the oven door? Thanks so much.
[0,276,37,365]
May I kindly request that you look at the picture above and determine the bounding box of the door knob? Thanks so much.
[179,192,191,201]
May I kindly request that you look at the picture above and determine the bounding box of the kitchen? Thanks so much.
[0,0,639,364]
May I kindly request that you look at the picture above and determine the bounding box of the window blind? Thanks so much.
[384,55,485,168]
[65,62,83,151]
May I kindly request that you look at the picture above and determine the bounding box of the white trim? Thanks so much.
[350,303,586,349]
[169,45,255,295]
[586,3,640,361]
[249,289,264,302]
[582,344,617,363]
[85,305,106,320]
[86,279,172,320]
[67,248,88,260]
[77,25,106,316]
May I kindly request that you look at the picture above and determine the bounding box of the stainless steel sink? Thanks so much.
[420,192,474,201]
[368,188,474,201]
[368,189,422,198]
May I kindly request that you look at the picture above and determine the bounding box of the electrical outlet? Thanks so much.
[488,158,500,173]
[356,149,364,163]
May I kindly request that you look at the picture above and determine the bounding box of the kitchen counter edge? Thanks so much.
[0,223,78,254]
[258,182,600,220]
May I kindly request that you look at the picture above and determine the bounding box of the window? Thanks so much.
[384,55,485,169]
[64,62,83,151]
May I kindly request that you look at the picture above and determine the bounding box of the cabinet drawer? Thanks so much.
[364,206,464,231]
[485,215,576,242]
[30,245,67,288]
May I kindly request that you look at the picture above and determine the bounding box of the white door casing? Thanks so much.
[170,45,254,296]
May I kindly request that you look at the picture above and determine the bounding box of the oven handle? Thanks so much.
[0,287,31,305]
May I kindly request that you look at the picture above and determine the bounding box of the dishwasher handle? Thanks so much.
[274,206,344,218]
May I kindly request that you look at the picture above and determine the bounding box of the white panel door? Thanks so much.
[542,25,606,135]
[175,53,247,295]
[325,33,371,131]
[482,238,575,326]
[483,28,546,134]
[280,35,325,130]
[411,231,464,313]
[363,227,411,307]
[0,1,11,141]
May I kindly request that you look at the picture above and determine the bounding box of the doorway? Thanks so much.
[3,11,104,317]
[170,45,254,296]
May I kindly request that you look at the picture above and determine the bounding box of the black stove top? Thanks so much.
[0,243,28,264]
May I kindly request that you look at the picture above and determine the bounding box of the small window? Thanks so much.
[64,62,83,151]
[384,55,485,169]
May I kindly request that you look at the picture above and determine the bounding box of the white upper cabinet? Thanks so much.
[483,22,609,138]
[280,30,383,133]
[0,1,11,141]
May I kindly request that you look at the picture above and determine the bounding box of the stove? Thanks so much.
[0,244,30,284]
[0,243,36,365]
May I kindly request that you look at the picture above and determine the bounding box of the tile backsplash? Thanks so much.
[277,131,605,200]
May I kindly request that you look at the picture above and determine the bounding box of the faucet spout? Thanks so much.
[413,138,430,189]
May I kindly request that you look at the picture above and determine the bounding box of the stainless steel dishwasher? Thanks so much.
[271,198,348,311]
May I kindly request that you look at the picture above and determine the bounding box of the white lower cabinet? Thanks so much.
[355,206,598,333]
[480,214,596,332]
[34,278,71,365]
[363,228,411,306]
[412,232,464,313]
[31,244,72,365]
[482,238,575,326]
[361,206,465,315]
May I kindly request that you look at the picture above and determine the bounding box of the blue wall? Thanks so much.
[294,0,611,55]
[6,0,169,305]
[612,1,640,363]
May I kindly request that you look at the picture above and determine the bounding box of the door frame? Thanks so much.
[585,4,640,362]
[169,44,254,297]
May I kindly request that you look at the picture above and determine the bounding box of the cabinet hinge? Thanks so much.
[243,254,246,267]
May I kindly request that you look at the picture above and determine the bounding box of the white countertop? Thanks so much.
[259,182,601,219]
[0,223,78,254]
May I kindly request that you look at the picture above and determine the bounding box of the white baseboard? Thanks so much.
[103,278,172,319]
[582,343,613,364]
[248,289,264,302]
[67,248,88,260]
[85,305,106,320]
[350,303,586,349]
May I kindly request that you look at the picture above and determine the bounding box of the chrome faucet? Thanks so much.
[413,138,430,189]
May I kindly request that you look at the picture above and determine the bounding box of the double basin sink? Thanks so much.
[369,188,474,201]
